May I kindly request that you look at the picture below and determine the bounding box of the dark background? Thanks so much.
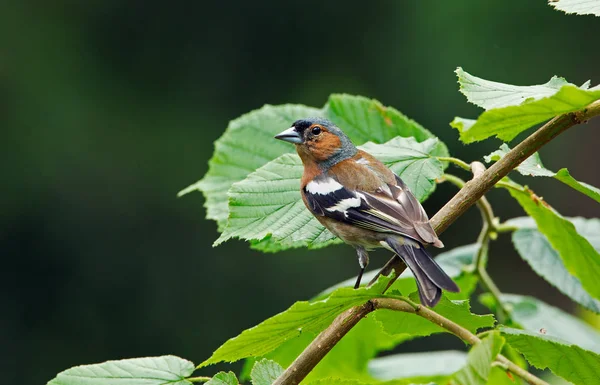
[2,1,599,384]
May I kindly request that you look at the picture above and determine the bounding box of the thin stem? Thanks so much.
[495,179,526,192]
[273,101,600,385]
[437,156,471,171]
[373,298,549,385]
[495,223,519,233]
[188,376,213,383]
[442,173,510,321]
[475,223,511,322]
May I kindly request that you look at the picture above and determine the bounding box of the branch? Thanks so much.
[273,101,600,385]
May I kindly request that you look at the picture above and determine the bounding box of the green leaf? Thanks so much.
[501,327,600,385]
[481,293,600,353]
[507,188,600,301]
[183,94,448,231]
[198,274,394,367]
[456,67,573,110]
[555,168,600,203]
[375,294,495,340]
[47,356,195,385]
[549,0,600,16]
[206,372,239,385]
[453,68,600,143]
[250,359,283,385]
[368,350,466,382]
[215,137,445,250]
[454,332,505,385]
[507,216,600,312]
[485,144,600,203]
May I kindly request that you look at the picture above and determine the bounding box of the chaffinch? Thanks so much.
[275,117,459,307]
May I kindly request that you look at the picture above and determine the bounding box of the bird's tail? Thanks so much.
[384,236,459,307]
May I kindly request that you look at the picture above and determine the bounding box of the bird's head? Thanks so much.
[275,118,357,169]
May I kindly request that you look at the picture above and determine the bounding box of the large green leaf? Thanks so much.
[501,327,600,385]
[198,274,394,367]
[485,144,600,203]
[456,67,575,110]
[47,356,195,385]
[182,94,448,230]
[452,68,600,143]
[507,189,600,300]
[454,332,505,385]
[215,137,445,250]
[549,0,600,16]
[250,359,283,385]
[481,294,600,353]
[506,216,600,312]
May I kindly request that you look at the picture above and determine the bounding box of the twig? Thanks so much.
[273,101,600,385]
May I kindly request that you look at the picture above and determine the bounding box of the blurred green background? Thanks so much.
[2,1,599,384]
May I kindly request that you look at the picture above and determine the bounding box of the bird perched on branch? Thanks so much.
[275,118,458,307]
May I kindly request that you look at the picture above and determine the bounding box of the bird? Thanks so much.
[274,117,459,307]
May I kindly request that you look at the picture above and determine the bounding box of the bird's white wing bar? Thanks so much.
[305,178,344,195]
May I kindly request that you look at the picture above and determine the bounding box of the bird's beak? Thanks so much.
[274,127,303,144]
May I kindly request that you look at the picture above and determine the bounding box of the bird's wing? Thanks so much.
[303,173,441,246]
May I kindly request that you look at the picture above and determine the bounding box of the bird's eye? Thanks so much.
[311,126,322,135]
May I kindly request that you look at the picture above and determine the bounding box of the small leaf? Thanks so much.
[250,359,283,385]
[216,137,445,250]
[206,372,239,385]
[454,332,505,385]
[481,293,600,353]
[47,356,195,385]
[453,69,600,143]
[549,0,600,16]
[507,216,600,312]
[483,143,554,177]
[501,327,600,385]
[368,350,466,381]
[507,189,600,301]
[198,274,394,367]
[485,144,600,203]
